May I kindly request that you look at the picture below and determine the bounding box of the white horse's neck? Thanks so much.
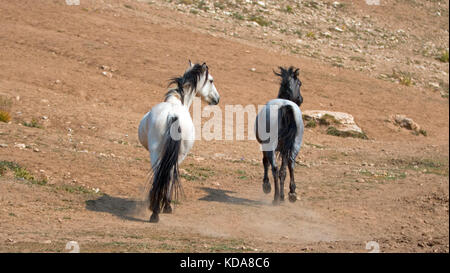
[165,87,197,110]
[182,89,196,109]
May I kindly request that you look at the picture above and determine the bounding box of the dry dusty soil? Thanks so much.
[0,0,448,252]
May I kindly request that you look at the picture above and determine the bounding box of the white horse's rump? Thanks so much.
[138,61,219,223]
[138,102,194,168]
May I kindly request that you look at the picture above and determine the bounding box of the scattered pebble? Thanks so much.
[102,71,113,78]
[14,143,26,149]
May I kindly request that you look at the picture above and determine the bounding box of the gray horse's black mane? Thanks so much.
[165,63,209,104]
[274,66,300,101]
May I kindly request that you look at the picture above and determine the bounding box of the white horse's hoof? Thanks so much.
[163,205,173,214]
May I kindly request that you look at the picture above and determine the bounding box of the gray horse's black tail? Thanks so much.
[149,116,182,212]
[277,105,297,161]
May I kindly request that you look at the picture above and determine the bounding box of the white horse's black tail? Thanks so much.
[277,105,297,161]
[149,116,182,212]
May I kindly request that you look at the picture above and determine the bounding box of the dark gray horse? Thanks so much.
[255,67,304,205]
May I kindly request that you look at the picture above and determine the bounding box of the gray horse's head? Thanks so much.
[275,66,303,107]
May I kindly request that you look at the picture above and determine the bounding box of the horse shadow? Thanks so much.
[85,194,148,223]
[198,187,264,207]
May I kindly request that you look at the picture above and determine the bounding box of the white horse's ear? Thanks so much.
[188,60,193,68]
[201,62,207,72]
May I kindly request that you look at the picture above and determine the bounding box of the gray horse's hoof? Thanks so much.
[263,182,271,194]
[149,213,159,223]
[272,199,280,206]
[288,192,297,203]
[163,205,172,214]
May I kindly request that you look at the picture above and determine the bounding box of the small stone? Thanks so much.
[392,114,421,132]
[429,82,440,89]
[256,1,265,7]
[0,144,8,148]
[14,143,26,149]
[214,153,225,158]
[102,71,113,78]
[250,68,256,72]
[33,148,40,152]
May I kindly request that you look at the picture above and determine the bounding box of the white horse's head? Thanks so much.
[187,61,220,105]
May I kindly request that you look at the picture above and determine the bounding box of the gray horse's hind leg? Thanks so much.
[262,153,271,194]
[264,151,280,205]
[279,157,288,202]
[287,158,297,202]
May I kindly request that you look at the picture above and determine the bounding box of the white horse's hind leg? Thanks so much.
[162,178,174,214]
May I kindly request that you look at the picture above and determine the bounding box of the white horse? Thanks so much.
[138,61,220,223]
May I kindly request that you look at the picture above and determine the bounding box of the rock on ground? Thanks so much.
[302,110,364,133]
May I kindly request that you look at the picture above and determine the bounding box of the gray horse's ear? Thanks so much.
[294,68,300,77]
[273,67,282,77]
[201,62,208,72]
[188,60,193,68]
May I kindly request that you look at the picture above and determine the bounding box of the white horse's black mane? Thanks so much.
[166,63,209,104]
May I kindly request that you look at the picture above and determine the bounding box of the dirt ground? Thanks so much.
[0,0,448,253]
